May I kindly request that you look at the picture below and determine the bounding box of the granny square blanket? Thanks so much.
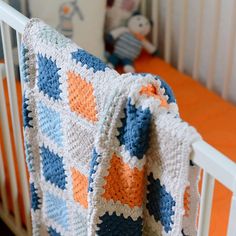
[21,19,201,236]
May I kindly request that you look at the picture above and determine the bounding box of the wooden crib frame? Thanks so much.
[0,0,236,235]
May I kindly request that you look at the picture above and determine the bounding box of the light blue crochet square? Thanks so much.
[37,102,63,146]
[45,192,69,230]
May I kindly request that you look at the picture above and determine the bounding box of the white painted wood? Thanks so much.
[0,0,28,33]
[19,0,27,15]
[0,60,21,228]
[191,141,236,192]
[227,193,236,236]
[222,1,236,99]
[0,145,8,214]
[140,0,147,16]
[197,172,215,236]
[206,0,221,90]
[165,0,172,63]
[192,0,204,80]
[178,0,188,72]
[16,32,24,95]
[1,21,31,234]
[151,0,158,48]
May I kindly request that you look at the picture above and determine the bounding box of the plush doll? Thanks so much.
[106,13,159,73]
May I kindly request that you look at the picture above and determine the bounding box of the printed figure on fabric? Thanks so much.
[57,0,84,39]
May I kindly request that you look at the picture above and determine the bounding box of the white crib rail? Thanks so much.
[0,1,30,236]
[0,0,236,235]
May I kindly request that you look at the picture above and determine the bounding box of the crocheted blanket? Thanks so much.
[21,19,201,236]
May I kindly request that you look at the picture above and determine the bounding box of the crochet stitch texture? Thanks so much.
[22,19,201,236]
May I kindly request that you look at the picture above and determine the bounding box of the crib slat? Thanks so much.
[151,0,158,48]
[197,171,215,236]
[164,0,172,63]
[178,0,188,72]
[222,2,236,99]
[0,145,8,214]
[192,0,204,80]
[16,32,24,95]
[1,21,31,233]
[16,31,32,236]
[140,0,147,16]
[0,62,21,228]
[227,193,236,236]
[206,0,221,89]
[19,0,27,15]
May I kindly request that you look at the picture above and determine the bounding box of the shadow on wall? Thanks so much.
[0,0,21,59]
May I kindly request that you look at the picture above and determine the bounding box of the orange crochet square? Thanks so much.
[140,84,168,108]
[71,168,88,208]
[102,154,146,208]
[67,71,98,122]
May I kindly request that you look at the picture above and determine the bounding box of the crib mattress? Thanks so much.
[1,55,236,235]
[135,53,236,236]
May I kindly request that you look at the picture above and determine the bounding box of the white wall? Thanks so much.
[156,0,236,104]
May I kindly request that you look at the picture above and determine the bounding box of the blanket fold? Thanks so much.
[22,19,201,236]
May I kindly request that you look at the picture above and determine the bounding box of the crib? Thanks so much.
[0,0,236,235]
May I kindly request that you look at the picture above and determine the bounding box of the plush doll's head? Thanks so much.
[127,14,151,36]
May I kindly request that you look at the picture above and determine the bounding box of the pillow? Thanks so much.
[105,0,141,31]
[28,0,106,59]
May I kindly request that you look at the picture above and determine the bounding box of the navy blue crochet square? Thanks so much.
[41,146,67,190]
[118,98,151,159]
[23,94,33,128]
[146,173,175,233]
[48,226,61,236]
[88,149,100,192]
[97,212,142,236]
[37,54,62,100]
[71,49,108,73]
[30,183,40,211]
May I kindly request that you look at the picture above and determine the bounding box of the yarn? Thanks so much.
[30,183,40,211]
[97,212,143,236]
[45,192,69,230]
[23,94,33,128]
[88,149,100,192]
[67,71,98,122]
[24,142,34,173]
[37,54,62,100]
[71,167,88,208]
[118,98,151,159]
[37,102,63,146]
[48,227,61,236]
[22,19,200,236]
[71,49,108,73]
[102,153,146,208]
[41,145,67,190]
[146,173,175,233]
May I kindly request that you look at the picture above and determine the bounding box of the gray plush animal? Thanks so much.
[107,13,158,73]
[58,0,84,39]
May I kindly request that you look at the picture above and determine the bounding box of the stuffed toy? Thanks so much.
[106,13,159,73]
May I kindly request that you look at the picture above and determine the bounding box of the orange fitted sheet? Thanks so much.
[135,54,236,236]
[1,56,236,235]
